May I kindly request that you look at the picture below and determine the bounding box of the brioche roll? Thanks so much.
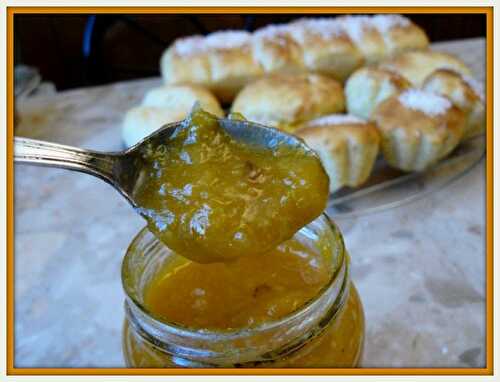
[122,84,224,147]
[379,50,472,87]
[345,67,412,120]
[231,73,345,130]
[371,14,428,56]
[289,18,364,82]
[297,114,380,192]
[161,31,263,102]
[372,89,465,171]
[422,69,485,139]
[252,25,305,75]
[337,16,387,64]
[160,36,211,86]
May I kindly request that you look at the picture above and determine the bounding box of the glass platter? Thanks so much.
[327,135,485,219]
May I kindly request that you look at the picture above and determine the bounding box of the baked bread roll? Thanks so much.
[379,50,471,87]
[345,67,412,120]
[296,114,380,193]
[370,14,429,56]
[337,16,388,64]
[231,73,345,130]
[422,69,485,139]
[160,15,429,102]
[122,84,224,147]
[161,31,264,103]
[252,25,306,75]
[372,89,465,171]
[288,18,364,81]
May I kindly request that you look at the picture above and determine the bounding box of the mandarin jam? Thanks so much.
[122,231,365,367]
[144,237,332,329]
[133,108,329,263]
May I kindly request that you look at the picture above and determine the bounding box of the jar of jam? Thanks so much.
[121,214,365,367]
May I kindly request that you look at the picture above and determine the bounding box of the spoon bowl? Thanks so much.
[15,117,317,210]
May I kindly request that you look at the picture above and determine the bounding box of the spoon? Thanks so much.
[14,118,317,210]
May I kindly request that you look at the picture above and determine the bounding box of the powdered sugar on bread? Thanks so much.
[290,18,345,42]
[174,30,251,56]
[398,89,452,116]
[173,36,205,56]
[205,30,251,49]
[338,16,373,43]
[338,15,412,45]
[371,15,410,34]
[172,15,417,57]
[254,24,291,40]
[308,114,367,127]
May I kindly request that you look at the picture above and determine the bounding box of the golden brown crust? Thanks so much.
[422,69,485,139]
[206,46,264,102]
[372,90,466,171]
[231,73,345,129]
[296,116,380,192]
[288,19,364,82]
[298,119,380,149]
[371,15,429,56]
[161,38,212,84]
[251,25,306,75]
[379,50,472,87]
[345,67,412,120]
[161,32,264,103]
[337,16,387,64]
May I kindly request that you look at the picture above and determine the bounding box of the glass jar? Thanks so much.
[121,214,365,368]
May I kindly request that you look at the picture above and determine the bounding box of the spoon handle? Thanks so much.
[14,137,119,183]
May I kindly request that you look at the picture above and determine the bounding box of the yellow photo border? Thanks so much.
[6,5,494,376]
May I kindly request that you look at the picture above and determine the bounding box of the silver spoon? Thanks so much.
[14,118,316,209]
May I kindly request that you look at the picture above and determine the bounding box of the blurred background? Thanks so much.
[14,13,486,91]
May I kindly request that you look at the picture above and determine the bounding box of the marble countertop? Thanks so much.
[14,38,486,368]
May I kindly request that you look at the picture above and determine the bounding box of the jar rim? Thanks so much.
[121,212,347,341]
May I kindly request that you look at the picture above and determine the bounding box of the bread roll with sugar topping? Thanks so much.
[422,69,485,139]
[296,114,380,192]
[372,89,465,171]
[345,67,412,120]
[161,31,263,103]
[251,25,306,75]
[379,50,471,87]
[231,73,345,131]
[160,15,429,102]
[337,15,388,64]
[288,18,364,81]
[122,84,224,147]
[370,14,429,56]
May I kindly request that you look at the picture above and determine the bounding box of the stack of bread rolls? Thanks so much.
[230,55,483,187]
[160,15,429,102]
[345,50,485,171]
[123,15,484,194]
